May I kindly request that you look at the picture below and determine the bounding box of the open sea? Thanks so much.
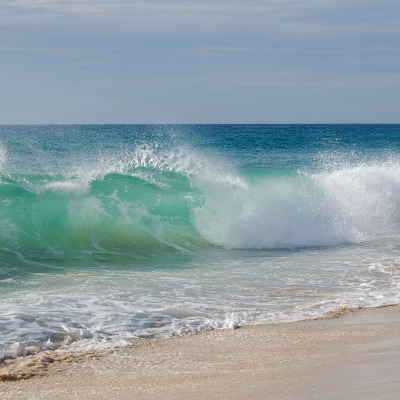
[1,124,400,360]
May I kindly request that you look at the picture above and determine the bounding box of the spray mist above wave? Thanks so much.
[65,143,247,192]
[18,140,245,197]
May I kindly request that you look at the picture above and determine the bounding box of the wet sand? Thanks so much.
[1,306,400,400]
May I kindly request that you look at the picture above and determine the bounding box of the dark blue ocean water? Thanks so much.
[1,124,400,359]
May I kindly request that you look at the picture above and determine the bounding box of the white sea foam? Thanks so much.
[2,240,400,360]
[315,161,400,239]
[193,160,400,249]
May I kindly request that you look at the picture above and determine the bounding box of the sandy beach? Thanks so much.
[1,305,400,400]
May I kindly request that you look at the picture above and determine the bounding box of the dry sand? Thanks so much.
[1,306,400,400]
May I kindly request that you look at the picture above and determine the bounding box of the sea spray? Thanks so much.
[194,160,400,248]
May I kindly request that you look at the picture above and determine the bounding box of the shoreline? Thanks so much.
[2,305,400,399]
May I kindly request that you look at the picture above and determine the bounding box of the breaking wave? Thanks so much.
[2,145,400,263]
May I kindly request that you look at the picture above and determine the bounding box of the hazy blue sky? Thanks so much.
[1,0,399,123]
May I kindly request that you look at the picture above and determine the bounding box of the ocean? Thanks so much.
[1,124,400,360]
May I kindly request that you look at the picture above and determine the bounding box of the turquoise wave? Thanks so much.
[0,171,207,260]
[2,154,400,272]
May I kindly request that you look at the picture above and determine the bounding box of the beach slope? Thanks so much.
[2,306,400,400]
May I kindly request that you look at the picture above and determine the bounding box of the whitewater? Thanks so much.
[1,124,400,360]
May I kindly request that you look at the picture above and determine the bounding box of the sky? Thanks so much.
[1,0,399,124]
